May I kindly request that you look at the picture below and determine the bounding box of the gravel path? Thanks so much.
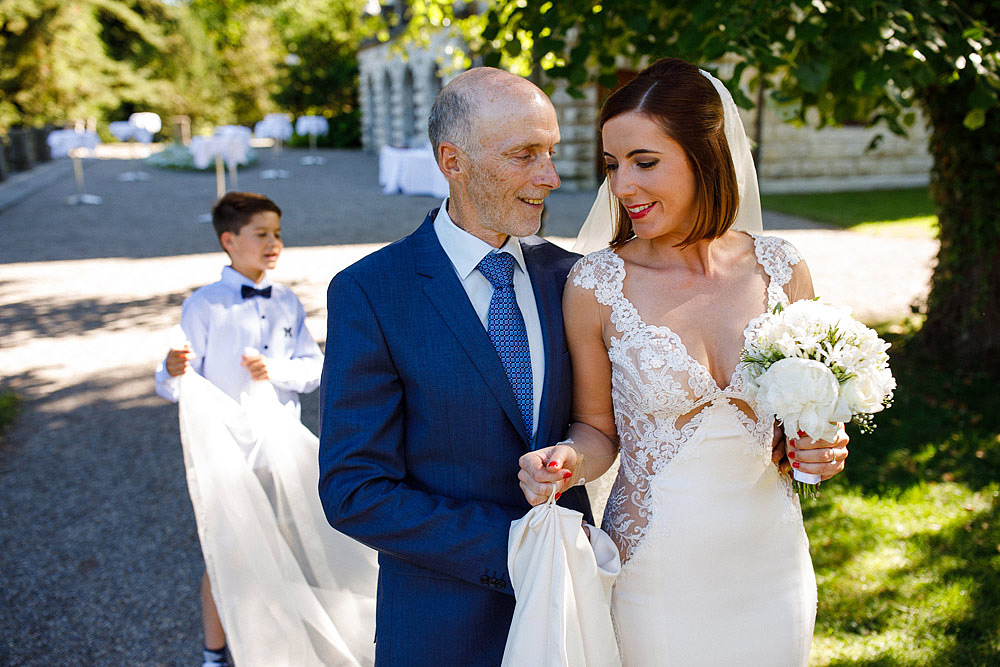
[0,147,937,665]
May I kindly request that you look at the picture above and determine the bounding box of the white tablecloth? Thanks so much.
[108,121,153,143]
[190,126,252,169]
[379,146,449,198]
[129,112,162,134]
[255,114,293,141]
[295,115,328,136]
[46,129,100,158]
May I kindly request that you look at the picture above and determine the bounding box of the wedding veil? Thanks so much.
[572,69,763,255]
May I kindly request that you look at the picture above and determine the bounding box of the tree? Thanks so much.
[396,0,1000,373]
[0,0,235,134]
[1,1,125,130]
[271,0,376,146]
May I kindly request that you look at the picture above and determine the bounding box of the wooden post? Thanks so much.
[215,155,225,198]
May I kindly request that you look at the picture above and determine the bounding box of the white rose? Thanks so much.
[782,300,848,331]
[755,357,842,441]
[842,366,896,413]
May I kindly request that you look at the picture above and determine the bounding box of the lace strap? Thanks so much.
[751,235,801,308]
[569,249,642,334]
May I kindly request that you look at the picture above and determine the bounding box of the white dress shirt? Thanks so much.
[433,200,545,437]
[155,266,323,415]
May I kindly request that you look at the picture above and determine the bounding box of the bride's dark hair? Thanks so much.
[600,57,740,248]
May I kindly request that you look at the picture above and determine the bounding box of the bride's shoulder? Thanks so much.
[739,232,803,269]
[568,247,622,290]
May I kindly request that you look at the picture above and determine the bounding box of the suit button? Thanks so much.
[480,575,490,586]
[497,580,506,590]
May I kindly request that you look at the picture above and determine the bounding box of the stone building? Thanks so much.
[358,21,931,193]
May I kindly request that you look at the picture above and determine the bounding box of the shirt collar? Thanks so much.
[221,265,272,290]
[433,198,527,280]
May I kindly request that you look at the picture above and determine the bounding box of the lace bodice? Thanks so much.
[570,234,802,562]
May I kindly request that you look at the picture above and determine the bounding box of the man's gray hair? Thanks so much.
[427,80,477,158]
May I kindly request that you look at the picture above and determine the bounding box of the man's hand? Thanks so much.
[518,442,580,506]
[788,425,849,481]
[241,352,270,381]
[165,345,194,377]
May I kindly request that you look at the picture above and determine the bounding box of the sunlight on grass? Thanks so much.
[762,188,938,239]
[807,484,1000,665]
[851,216,938,239]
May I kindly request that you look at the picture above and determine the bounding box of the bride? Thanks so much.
[518,58,849,664]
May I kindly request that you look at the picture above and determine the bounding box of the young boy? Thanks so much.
[154,191,322,667]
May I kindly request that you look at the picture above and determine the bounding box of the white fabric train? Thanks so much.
[178,372,378,666]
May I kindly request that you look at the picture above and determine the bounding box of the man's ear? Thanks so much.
[437,141,464,181]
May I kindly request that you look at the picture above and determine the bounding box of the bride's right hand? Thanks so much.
[518,442,580,506]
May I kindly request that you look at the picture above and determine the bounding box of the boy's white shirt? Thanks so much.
[155,266,322,415]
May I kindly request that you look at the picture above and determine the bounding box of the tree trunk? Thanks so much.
[919,75,1000,375]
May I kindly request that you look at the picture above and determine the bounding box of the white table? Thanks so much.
[379,146,449,199]
[296,116,328,165]
[255,114,293,142]
[46,130,102,205]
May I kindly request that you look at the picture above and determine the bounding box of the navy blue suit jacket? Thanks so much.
[318,211,590,666]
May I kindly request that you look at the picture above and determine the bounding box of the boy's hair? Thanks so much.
[211,192,282,239]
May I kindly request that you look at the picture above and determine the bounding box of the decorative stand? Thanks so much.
[109,112,160,182]
[295,115,329,165]
[47,130,102,205]
[190,125,253,221]
[68,147,103,205]
[254,114,293,179]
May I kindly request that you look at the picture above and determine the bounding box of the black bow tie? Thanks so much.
[241,285,272,299]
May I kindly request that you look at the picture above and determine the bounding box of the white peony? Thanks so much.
[842,366,896,413]
[754,357,847,442]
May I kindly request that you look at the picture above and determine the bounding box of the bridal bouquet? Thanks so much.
[739,299,895,488]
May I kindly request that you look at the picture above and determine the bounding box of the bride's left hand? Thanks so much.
[787,426,849,480]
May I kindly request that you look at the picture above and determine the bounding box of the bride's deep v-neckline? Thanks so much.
[607,241,776,394]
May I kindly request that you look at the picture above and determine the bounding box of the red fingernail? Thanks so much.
[797,430,806,437]
[555,492,561,500]
[787,451,795,459]
[547,461,559,468]
[562,471,572,479]
[792,461,800,468]
[789,439,796,447]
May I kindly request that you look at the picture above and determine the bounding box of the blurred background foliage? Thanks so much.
[0,0,376,143]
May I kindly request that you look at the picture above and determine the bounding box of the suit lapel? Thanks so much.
[523,239,564,451]
[412,214,530,444]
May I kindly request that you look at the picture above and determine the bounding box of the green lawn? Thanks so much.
[762,188,938,238]
[806,327,1000,665]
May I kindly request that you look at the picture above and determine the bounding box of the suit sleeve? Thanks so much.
[318,271,520,595]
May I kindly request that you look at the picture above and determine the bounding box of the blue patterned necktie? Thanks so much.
[478,252,533,437]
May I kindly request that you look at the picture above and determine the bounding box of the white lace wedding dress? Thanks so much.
[571,235,817,666]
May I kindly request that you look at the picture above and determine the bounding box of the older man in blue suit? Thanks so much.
[318,68,592,666]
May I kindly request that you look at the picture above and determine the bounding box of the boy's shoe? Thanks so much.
[202,646,230,667]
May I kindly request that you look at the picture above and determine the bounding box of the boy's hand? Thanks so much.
[241,353,270,381]
[165,345,194,377]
